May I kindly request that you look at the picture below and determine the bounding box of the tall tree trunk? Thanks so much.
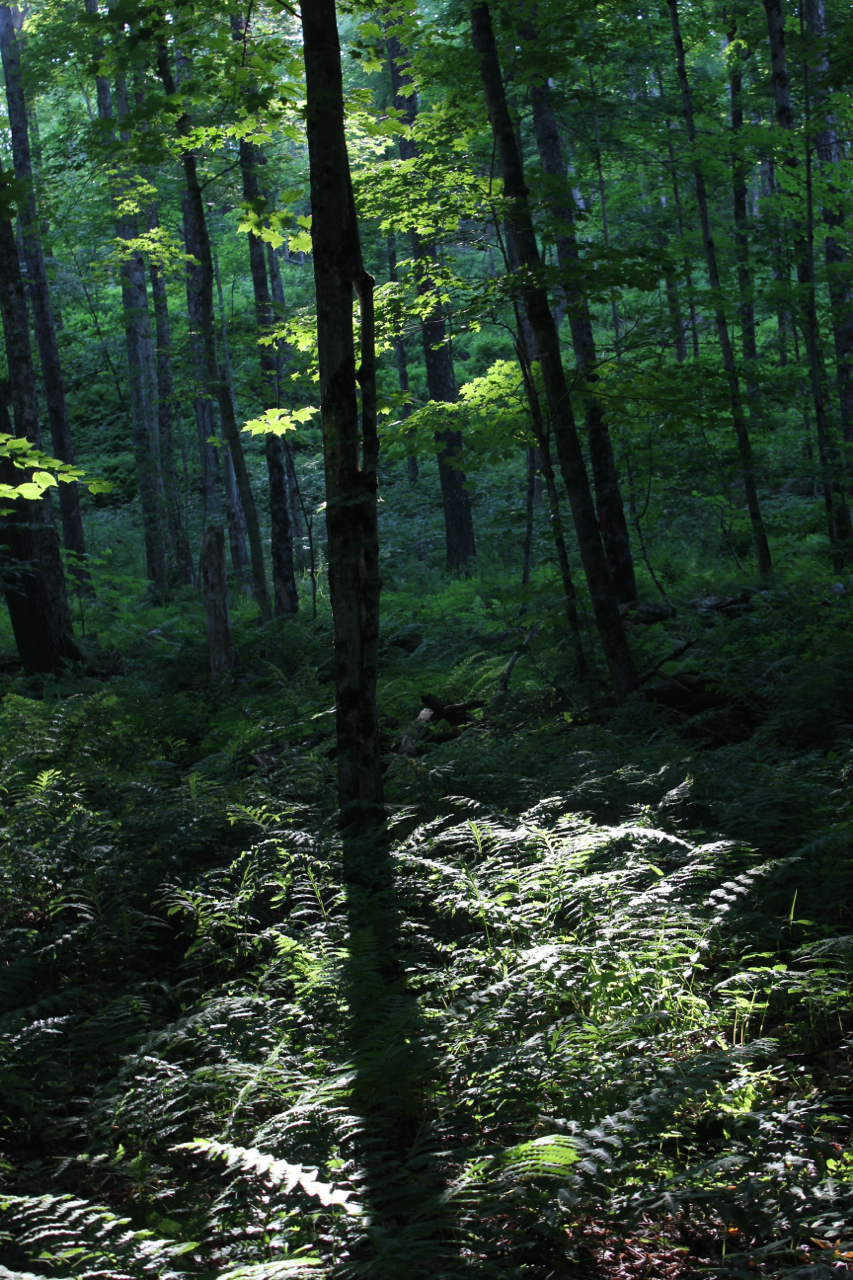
[386,33,476,572]
[212,245,253,592]
[86,44,168,593]
[668,0,773,576]
[303,0,383,812]
[264,238,305,560]
[182,196,223,534]
[805,0,853,449]
[156,46,273,621]
[232,104,298,616]
[387,233,418,481]
[0,6,88,575]
[727,31,760,408]
[148,212,194,585]
[470,2,637,702]
[0,201,79,673]
[522,31,637,602]
[763,0,851,565]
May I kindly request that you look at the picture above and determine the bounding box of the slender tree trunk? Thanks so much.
[264,238,306,560]
[233,116,298,616]
[668,0,773,576]
[805,0,853,448]
[182,197,223,534]
[0,201,79,672]
[0,6,88,575]
[200,524,235,677]
[521,444,535,590]
[471,2,636,701]
[522,34,637,602]
[763,0,851,564]
[87,48,168,593]
[148,213,194,585]
[727,32,760,408]
[303,0,383,812]
[157,46,272,621]
[212,245,253,591]
[386,32,476,572]
[387,233,418,481]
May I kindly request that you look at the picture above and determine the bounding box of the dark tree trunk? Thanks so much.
[264,238,306,560]
[0,203,79,673]
[470,2,636,701]
[148,211,194,585]
[522,444,535,590]
[200,524,235,677]
[87,53,168,593]
[806,0,853,448]
[182,197,223,533]
[387,33,476,571]
[157,47,273,621]
[235,123,298,617]
[669,0,773,576]
[727,33,760,408]
[387,233,418,481]
[763,0,852,564]
[303,0,383,813]
[523,30,637,603]
[212,246,253,592]
[0,5,88,575]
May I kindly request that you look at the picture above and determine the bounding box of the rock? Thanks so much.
[689,591,752,616]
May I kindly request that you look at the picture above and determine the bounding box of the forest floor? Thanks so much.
[1,559,852,1278]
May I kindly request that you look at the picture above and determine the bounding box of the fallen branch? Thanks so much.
[497,621,542,694]
[639,637,696,684]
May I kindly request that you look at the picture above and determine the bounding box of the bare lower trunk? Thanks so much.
[200,524,235,677]
[0,5,87,573]
[234,118,298,616]
[764,0,851,564]
[265,239,306,559]
[806,0,853,447]
[669,0,772,576]
[148,214,194,585]
[522,445,535,589]
[157,46,272,620]
[182,197,223,532]
[303,0,383,812]
[471,2,636,700]
[523,26,637,603]
[727,34,760,409]
[0,207,79,672]
[387,233,418,481]
[386,34,475,571]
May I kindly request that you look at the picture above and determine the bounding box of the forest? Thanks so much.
[1,0,852,1274]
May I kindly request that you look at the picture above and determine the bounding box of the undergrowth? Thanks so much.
[1,558,852,1278]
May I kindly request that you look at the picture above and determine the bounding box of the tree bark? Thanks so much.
[470,2,636,702]
[763,0,851,564]
[156,46,273,621]
[727,31,760,408]
[0,201,79,673]
[668,0,773,576]
[148,211,194,585]
[182,196,223,533]
[86,47,168,593]
[0,5,88,575]
[522,37,637,603]
[303,0,383,812]
[387,32,476,572]
[200,524,235,677]
[234,121,298,616]
[387,233,418,481]
[805,0,853,448]
[265,238,306,561]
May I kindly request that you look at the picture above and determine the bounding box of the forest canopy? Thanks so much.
[1,0,853,1276]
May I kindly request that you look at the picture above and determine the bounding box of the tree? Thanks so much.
[302,0,383,813]
[470,0,638,704]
